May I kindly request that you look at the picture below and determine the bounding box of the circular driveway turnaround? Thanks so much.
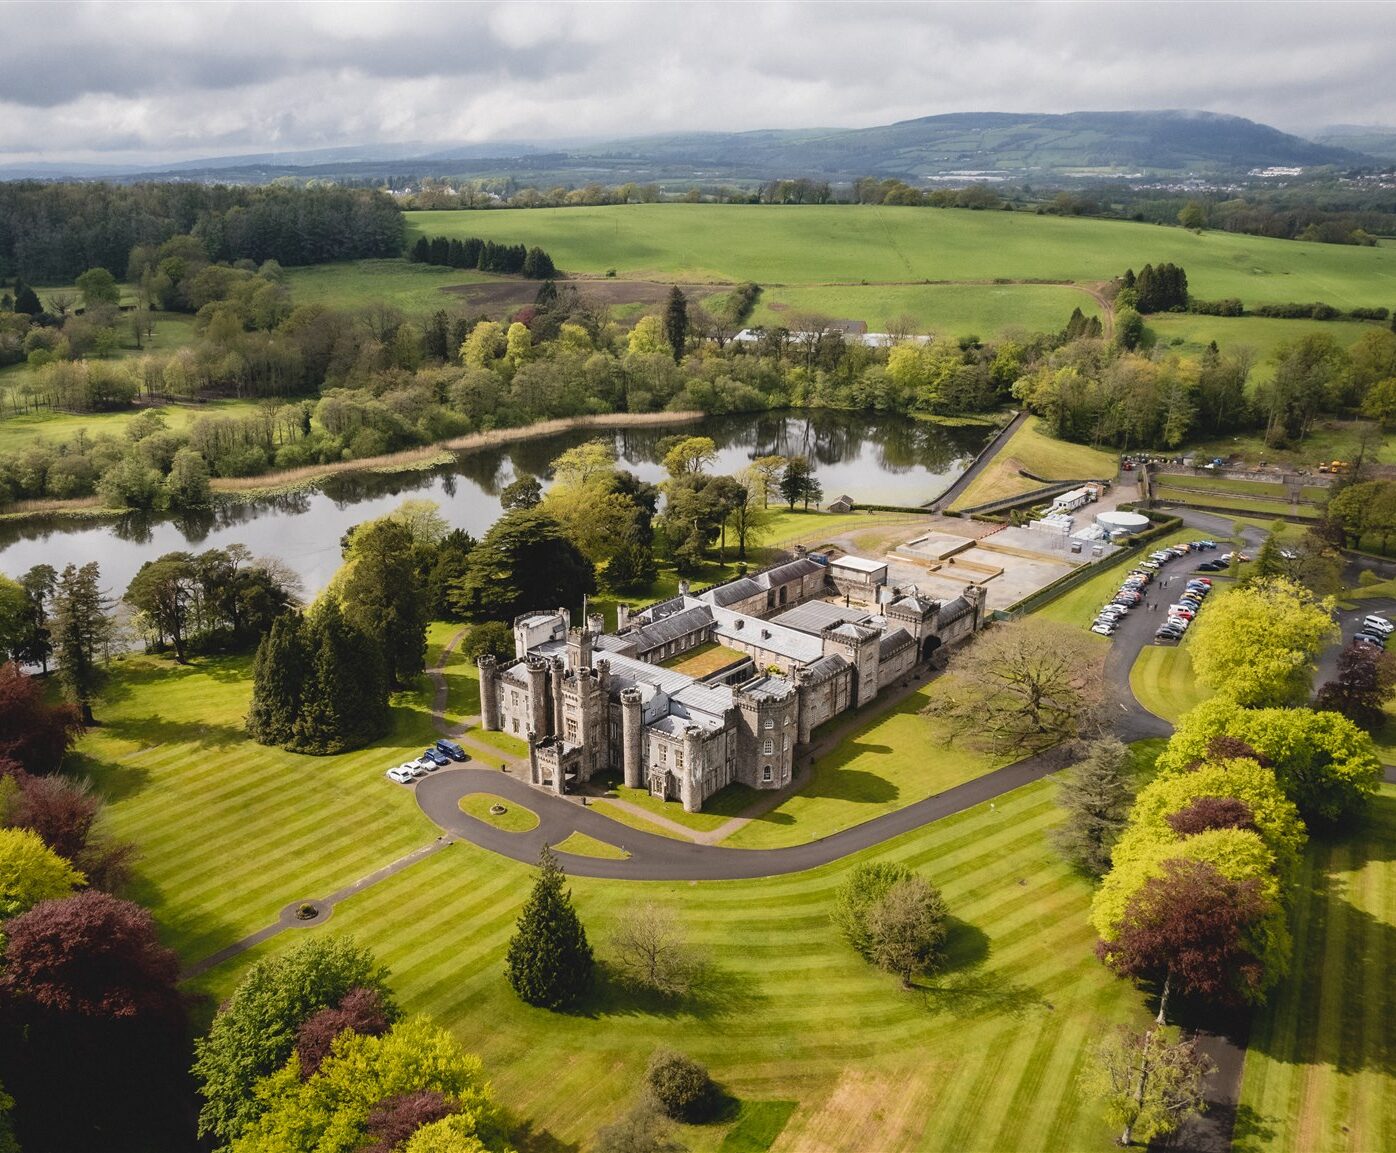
[416,750,1064,881]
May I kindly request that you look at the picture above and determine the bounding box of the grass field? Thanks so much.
[1154,484,1321,520]
[722,680,1005,849]
[459,793,539,832]
[1157,473,1288,497]
[553,830,630,860]
[752,282,1099,337]
[950,416,1119,510]
[1181,418,1390,470]
[197,776,1152,1153]
[1236,788,1396,1153]
[283,259,492,314]
[1129,640,1211,723]
[405,205,1396,309]
[593,770,757,835]
[1147,314,1377,382]
[0,396,267,454]
[74,653,442,961]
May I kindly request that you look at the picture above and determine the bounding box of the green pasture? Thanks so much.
[283,259,490,314]
[752,282,1098,337]
[1146,313,1376,381]
[405,205,1396,308]
[950,415,1119,510]
[553,830,630,860]
[1179,418,1389,470]
[0,396,268,456]
[1237,787,1396,1153]
[197,777,1152,1153]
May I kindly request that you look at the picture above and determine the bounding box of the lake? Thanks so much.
[0,409,992,596]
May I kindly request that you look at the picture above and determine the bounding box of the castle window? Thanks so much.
[566,719,577,741]
[762,738,774,755]
[511,718,519,734]
[763,718,774,730]
[763,765,772,782]
[510,691,520,707]
[675,749,684,769]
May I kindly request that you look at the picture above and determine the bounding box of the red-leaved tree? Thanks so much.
[0,662,83,774]
[1165,796,1257,837]
[4,773,134,892]
[362,1090,459,1153]
[1099,858,1268,1022]
[1316,643,1396,728]
[294,985,393,1077]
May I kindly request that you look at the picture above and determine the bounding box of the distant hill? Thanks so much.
[1312,125,1396,163]
[584,111,1369,179]
[0,110,1373,185]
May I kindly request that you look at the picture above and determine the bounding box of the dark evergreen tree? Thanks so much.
[291,600,387,754]
[534,279,559,307]
[1064,306,1088,340]
[505,846,593,1009]
[664,286,688,363]
[1052,737,1133,875]
[12,280,41,316]
[425,309,450,361]
[50,562,113,725]
[246,613,309,747]
[409,237,430,263]
[452,508,596,621]
[426,529,476,619]
[339,519,426,690]
[522,247,556,278]
[605,537,659,593]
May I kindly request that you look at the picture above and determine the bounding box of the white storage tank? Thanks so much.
[1096,510,1150,535]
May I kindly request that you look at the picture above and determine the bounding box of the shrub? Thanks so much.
[644,1049,717,1122]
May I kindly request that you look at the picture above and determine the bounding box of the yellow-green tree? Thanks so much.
[0,828,84,921]
[459,321,505,369]
[627,315,667,357]
[1187,577,1337,706]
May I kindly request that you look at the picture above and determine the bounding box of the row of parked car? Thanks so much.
[1154,577,1213,643]
[1090,541,1218,638]
[1354,613,1394,651]
[386,739,469,784]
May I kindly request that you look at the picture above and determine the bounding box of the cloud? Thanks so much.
[0,0,1392,163]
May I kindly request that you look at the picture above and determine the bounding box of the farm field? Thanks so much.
[1147,313,1375,382]
[283,259,494,313]
[196,776,1152,1153]
[1236,787,1396,1153]
[949,415,1119,510]
[751,281,1100,337]
[405,205,1396,308]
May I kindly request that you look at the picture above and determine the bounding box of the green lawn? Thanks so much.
[405,205,1396,309]
[553,830,631,860]
[660,641,748,677]
[197,776,1153,1153]
[426,621,479,722]
[1147,314,1376,382]
[592,770,757,834]
[950,416,1119,510]
[0,396,272,455]
[459,793,539,832]
[1236,787,1396,1153]
[1154,484,1321,520]
[1129,640,1211,723]
[1157,473,1288,497]
[75,653,443,961]
[722,681,1005,849]
[1181,418,1392,470]
[752,282,1098,338]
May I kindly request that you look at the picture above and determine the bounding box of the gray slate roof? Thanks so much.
[879,628,915,658]
[800,653,850,684]
[708,577,764,607]
[627,605,715,652]
[770,600,871,635]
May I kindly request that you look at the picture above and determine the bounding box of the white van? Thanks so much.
[1363,615,1394,636]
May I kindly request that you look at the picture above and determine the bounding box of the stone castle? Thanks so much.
[476,551,986,812]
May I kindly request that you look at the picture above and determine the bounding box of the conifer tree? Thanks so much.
[291,600,386,754]
[246,613,308,746]
[12,279,41,316]
[339,519,426,690]
[663,286,688,363]
[50,562,113,725]
[505,846,593,1009]
[1053,737,1132,875]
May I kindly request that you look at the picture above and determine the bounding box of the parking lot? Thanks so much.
[1086,539,1231,646]
[386,739,469,785]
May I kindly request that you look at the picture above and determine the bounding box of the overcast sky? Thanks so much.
[2,0,1394,165]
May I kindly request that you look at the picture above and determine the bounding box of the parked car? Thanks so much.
[421,747,449,767]
[435,739,468,761]
[1197,559,1228,572]
[1091,623,1117,636]
[412,755,439,773]
[1355,631,1387,649]
[1363,615,1394,636]
[1167,606,1196,619]
[387,764,418,784]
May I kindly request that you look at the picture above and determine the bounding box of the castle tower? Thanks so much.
[566,625,593,670]
[477,654,500,731]
[735,679,797,789]
[821,623,882,707]
[587,612,605,637]
[524,656,550,740]
[620,687,644,789]
[680,726,704,813]
[550,656,566,734]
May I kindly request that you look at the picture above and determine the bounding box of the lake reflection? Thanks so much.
[0,410,990,595]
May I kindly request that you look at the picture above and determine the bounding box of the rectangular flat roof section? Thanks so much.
[829,555,887,575]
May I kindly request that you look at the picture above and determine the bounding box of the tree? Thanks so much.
[124,552,197,662]
[50,563,114,724]
[246,612,310,748]
[75,267,121,310]
[748,455,788,508]
[609,903,696,997]
[1086,1024,1212,1147]
[499,474,542,510]
[1053,737,1132,876]
[927,619,1103,752]
[340,519,427,690]
[290,600,389,753]
[605,536,659,593]
[865,874,950,988]
[12,281,40,316]
[2,773,131,892]
[452,508,596,622]
[193,935,398,1142]
[0,827,84,920]
[14,565,57,672]
[663,286,688,362]
[1156,696,1380,826]
[165,446,212,509]
[660,435,717,479]
[1316,643,1396,728]
[727,467,773,561]
[361,1090,459,1153]
[594,1099,678,1153]
[0,577,23,662]
[1187,578,1337,707]
[505,846,593,1009]
[644,1049,716,1123]
[778,456,822,510]
[1177,201,1207,230]
[0,662,83,774]
[462,621,514,663]
[226,1017,508,1153]
[294,986,393,1077]
[1100,858,1271,1018]
[832,861,912,959]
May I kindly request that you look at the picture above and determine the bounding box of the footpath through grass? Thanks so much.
[1236,787,1396,1153]
[200,777,1152,1153]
